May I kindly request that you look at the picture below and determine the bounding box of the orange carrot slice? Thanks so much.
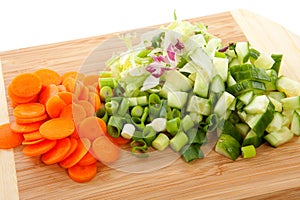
[13,103,45,119]
[57,85,67,92]
[46,95,67,118]
[10,120,44,133]
[78,86,90,101]
[22,138,45,145]
[62,72,85,82]
[62,77,76,93]
[9,73,42,98]
[34,68,62,87]
[8,84,38,104]
[23,139,57,156]
[0,123,24,149]
[77,100,95,117]
[41,137,71,165]
[15,113,48,124]
[78,117,106,141]
[68,163,97,183]
[82,75,99,87]
[39,84,59,105]
[92,136,120,163]
[59,104,73,119]
[23,131,43,141]
[77,151,97,166]
[60,138,91,168]
[89,92,101,111]
[62,137,78,160]
[39,118,75,140]
[72,103,86,125]
[57,91,73,105]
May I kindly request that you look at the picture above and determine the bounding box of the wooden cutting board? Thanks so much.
[1,9,300,200]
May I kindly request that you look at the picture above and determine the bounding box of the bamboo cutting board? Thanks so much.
[1,9,300,200]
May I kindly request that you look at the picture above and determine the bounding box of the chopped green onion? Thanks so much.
[100,86,113,101]
[95,106,108,123]
[118,98,130,116]
[149,93,162,121]
[166,117,181,136]
[99,71,113,78]
[148,118,167,132]
[152,133,170,151]
[130,140,149,158]
[105,100,119,116]
[181,115,194,132]
[241,145,256,158]
[141,107,149,123]
[107,116,125,138]
[131,105,144,117]
[136,96,148,106]
[121,123,136,139]
[99,77,116,88]
[131,117,145,131]
[170,131,189,152]
[181,144,203,163]
[142,126,157,146]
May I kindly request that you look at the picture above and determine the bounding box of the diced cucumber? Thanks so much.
[227,80,266,96]
[254,52,275,69]
[267,91,286,101]
[242,130,263,148]
[277,76,300,97]
[265,69,277,91]
[229,58,240,67]
[241,145,256,158]
[291,111,300,136]
[193,72,209,98]
[264,126,293,147]
[228,98,237,111]
[215,134,241,160]
[210,75,225,94]
[213,57,228,81]
[237,111,247,122]
[231,65,271,83]
[268,97,282,112]
[271,54,283,74]
[227,73,237,87]
[220,120,243,143]
[164,70,194,92]
[237,91,253,105]
[282,109,294,127]
[186,95,211,116]
[235,41,250,64]
[244,95,270,114]
[167,91,188,109]
[249,48,260,63]
[235,123,250,138]
[214,91,235,117]
[266,112,283,133]
[281,96,300,110]
[179,61,197,74]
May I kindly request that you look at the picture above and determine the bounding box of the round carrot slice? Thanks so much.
[8,84,38,104]
[77,100,95,117]
[0,123,24,149]
[82,75,99,87]
[68,163,97,183]
[41,137,71,165]
[22,138,45,145]
[23,131,43,141]
[10,120,44,133]
[59,104,73,119]
[34,68,62,87]
[57,91,73,105]
[15,113,48,124]
[61,137,78,160]
[92,136,120,163]
[23,139,57,156]
[78,117,106,141]
[13,103,45,119]
[39,118,75,140]
[46,95,67,118]
[9,73,42,98]
[77,152,97,166]
[39,84,59,105]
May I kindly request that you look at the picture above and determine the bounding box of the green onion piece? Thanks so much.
[130,139,149,158]
[159,100,168,118]
[166,107,173,120]
[181,115,195,132]
[121,123,136,139]
[241,145,256,158]
[99,77,116,88]
[137,96,148,106]
[100,86,113,101]
[186,128,199,144]
[171,108,181,118]
[131,117,145,131]
[131,105,144,117]
[99,71,113,78]
[107,116,125,138]
[142,126,157,146]
[170,131,189,152]
[189,112,203,123]
[105,100,119,116]
[113,85,125,97]
[152,133,170,151]
[118,98,129,116]
[149,93,162,121]
[105,96,123,103]
[181,144,203,163]
[206,114,219,132]
[141,107,149,123]
[128,97,138,107]
[137,49,152,58]
[166,117,181,136]
[132,130,143,141]
[147,85,162,93]
[95,107,108,123]
[149,118,167,132]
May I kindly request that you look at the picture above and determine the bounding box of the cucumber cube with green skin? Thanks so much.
[266,112,283,133]
[186,95,211,116]
[281,96,300,110]
[277,76,300,97]
[242,130,263,148]
[214,91,235,117]
[244,95,270,114]
[235,123,250,138]
[213,57,228,82]
[291,111,300,136]
[220,120,243,143]
[254,53,275,70]
[235,41,250,64]
[167,91,188,110]
[264,126,293,147]
[193,72,209,98]
[227,80,266,96]
[215,134,241,160]
[237,91,253,105]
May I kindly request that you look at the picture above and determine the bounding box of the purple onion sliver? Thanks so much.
[218,46,229,53]
[175,39,184,50]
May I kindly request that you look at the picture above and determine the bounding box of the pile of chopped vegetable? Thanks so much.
[1,16,300,183]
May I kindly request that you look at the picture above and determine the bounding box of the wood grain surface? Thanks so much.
[0,9,300,200]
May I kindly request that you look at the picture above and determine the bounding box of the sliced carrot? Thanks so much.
[61,72,85,82]
[62,77,76,93]
[46,95,67,118]
[62,137,78,160]
[13,103,45,119]
[9,73,42,98]
[57,85,66,92]
[39,118,75,140]
[70,128,80,139]
[60,138,91,168]
[41,137,71,165]
[15,113,48,124]
[68,163,97,183]
[92,136,120,163]
[78,117,106,141]
[78,86,89,101]
[23,130,43,141]
[22,138,45,145]
[34,68,62,88]
[8,84,38,104]
[38,84,59,105]
[59,104,73,119]
[105,131,131,146]
[82,75,99,87]
[89,92,101,111]
[57,91,73,105]
[0,123,24,149]
[72,103,86,125]
[77,152,97,166]
[23,139,57,156]
[11,96,38,108]
[10,120,44,133]
[77,100,95,117]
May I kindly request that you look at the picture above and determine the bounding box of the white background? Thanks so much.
[1,0,299,52]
